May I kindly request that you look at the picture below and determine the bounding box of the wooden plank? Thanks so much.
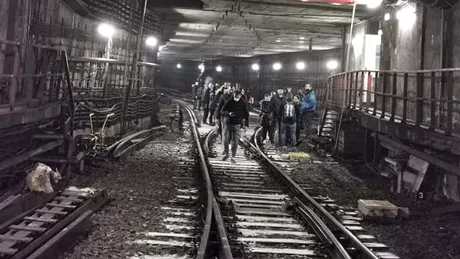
[46,202,76,209]
[0,234,33,242]
[24,216,58,223]
[36,209,68,216]
[54,196,83,203]
[10,225,47,232]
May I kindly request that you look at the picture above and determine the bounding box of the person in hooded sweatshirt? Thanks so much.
[220,90,249,163]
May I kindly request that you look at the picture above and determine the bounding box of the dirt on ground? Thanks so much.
[286,145,460,259]
[62,103,195,259]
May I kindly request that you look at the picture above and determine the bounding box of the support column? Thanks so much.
[340,26,347,72]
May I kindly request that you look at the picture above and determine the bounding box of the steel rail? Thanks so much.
[204,129,233,259]
[204,125,348,259]
[251,127,380,259]
[173,100,213,259]
[108,126,167,157]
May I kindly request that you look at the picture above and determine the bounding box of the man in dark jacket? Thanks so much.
[209,84,223,125]
[191,82,198,110]
[293,95,302,143]
[196,85,203,110]
[259,93,273,143]
[216,85,232,142]
[202,84,213,124]
[220,90,249,163]
[270,88,284,145]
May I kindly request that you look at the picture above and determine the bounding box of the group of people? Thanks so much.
[191,81,317,162]
[258,84,317,147]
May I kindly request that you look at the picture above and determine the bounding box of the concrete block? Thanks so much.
[289,152,311,161]
[398,207,410,218]
[358,199,398,218]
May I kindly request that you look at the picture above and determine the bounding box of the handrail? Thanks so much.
[330,67,460,77]
[327,69,459,136]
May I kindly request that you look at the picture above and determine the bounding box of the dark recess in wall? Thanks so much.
[156,60,201,92]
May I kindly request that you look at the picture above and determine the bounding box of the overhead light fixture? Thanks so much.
[177,63,182,69]
[296,61,306,70]
[98,23,115,38]
[273,62,282,71]
[396,6,416,29]
[299,36,305,40]
[198,63,205,71]
[216,65,223,72]
[146,36,158,47]
[367,0,383,9]
[378,29,383,36]
[251,63,260,71]
[326,60,338,70]
[276,38,281,43]
[384,13,390,21]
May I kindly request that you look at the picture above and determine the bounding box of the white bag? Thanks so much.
[26,163,62,193]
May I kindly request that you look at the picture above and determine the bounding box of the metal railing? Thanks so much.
[328,69,460,136]
[68,57,156,98]
[74,94,160,129]
[0,40,72,112]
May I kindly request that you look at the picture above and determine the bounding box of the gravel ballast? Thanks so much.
[62,103,200,259]
[283,150,460,259]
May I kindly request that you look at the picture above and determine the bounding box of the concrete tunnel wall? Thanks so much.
[347,4,460,133]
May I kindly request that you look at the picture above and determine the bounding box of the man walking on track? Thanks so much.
[301,84,317,139]
[220,90,249,163]
[279,95,297,147]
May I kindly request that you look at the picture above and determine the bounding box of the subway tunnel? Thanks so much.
[0,0,460,259]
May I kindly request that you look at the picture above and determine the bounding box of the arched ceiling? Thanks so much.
[149,0,378,60]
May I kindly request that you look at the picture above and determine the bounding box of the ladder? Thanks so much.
[318,103,338,138]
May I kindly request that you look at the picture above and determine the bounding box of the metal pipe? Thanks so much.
[374,133,460,177]
[121,0,148,133]
[345,2,356,72]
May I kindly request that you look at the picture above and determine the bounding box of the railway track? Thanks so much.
[204,128,347,259]
[249,127,400,259]
[127,93,398,259]
[0,187,108,259]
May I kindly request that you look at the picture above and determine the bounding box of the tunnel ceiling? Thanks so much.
[148,0,376,61]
